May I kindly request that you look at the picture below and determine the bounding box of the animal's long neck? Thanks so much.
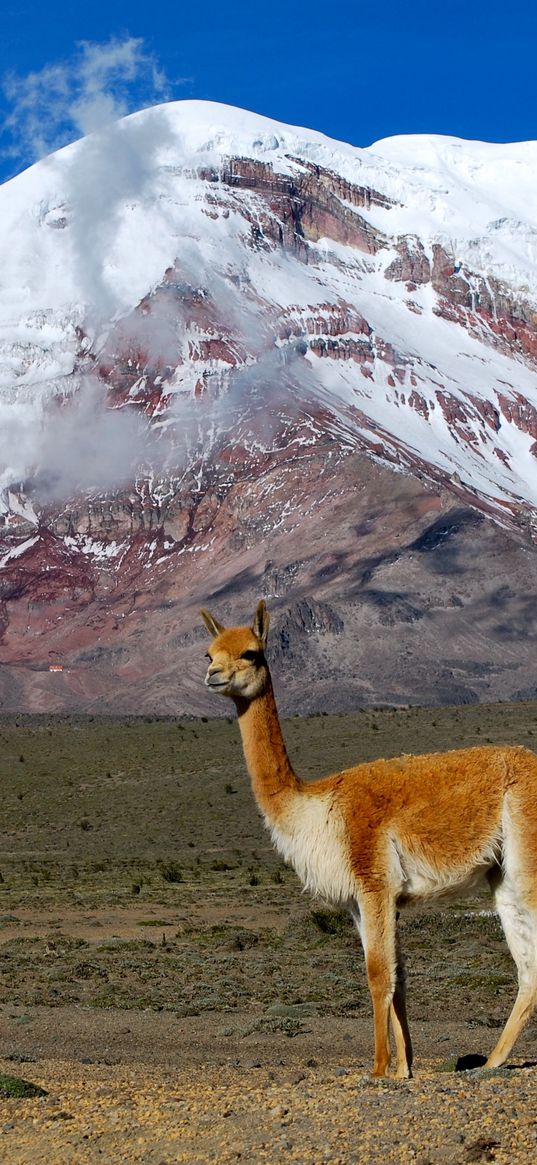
[234,674,301,822]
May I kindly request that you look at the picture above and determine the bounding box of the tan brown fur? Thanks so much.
[201,601,537,1077]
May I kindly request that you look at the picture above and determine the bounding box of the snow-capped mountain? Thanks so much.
[2,100,537,714]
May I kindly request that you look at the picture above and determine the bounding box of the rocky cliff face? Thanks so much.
[2,102,537,714]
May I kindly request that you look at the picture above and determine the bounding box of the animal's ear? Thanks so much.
[200,609,225,638]
[252,600,269,648]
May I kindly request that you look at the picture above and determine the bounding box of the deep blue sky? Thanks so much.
[1,0,536,184]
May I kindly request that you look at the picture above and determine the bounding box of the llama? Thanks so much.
[201,600,537,1077]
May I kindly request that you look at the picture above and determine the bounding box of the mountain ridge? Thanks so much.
[1,100,537,713]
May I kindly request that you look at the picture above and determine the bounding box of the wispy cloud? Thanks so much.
[1,36,175,176]
[0,40,315,508]
[63,105,177,322]
[0,376,156,502]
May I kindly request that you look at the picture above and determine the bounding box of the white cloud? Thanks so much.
[0,377,155,501]
[0,41,315,506]
[0,38,192,503]
[63,105,177,322]
[1,36,174,173]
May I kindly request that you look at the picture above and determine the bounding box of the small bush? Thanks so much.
[310,908,350,935]
[0,1072,47,1099]
[158,862,183,884]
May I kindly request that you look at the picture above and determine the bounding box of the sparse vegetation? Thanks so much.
[158,861,183,883]
[0,704,537,1039]
[0,1071,47,1099]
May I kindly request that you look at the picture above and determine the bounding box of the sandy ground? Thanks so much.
[2,1006,537,1164]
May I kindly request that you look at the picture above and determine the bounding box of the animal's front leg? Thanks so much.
[389,924,413,1078]
[390,994,412,1077]
[359,891,399,1077]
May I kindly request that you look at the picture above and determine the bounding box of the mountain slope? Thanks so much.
[1,101,537,713]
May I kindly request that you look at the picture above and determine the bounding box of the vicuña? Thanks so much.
[201,600,537,1078]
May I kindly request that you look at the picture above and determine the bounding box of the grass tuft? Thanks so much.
[0,1071,47,1099]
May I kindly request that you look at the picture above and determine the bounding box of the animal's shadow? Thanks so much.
[456,1054,537,1072]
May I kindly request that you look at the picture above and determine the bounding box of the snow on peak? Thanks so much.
[2,98,537,321]
[2,99,537,521]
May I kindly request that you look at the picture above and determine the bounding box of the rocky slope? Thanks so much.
[1,101,537,714]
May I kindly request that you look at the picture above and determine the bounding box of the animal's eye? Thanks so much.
[240,650,259,662]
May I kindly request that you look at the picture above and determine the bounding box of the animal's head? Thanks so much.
[200,600,270,702]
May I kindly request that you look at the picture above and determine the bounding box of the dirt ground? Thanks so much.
[2,704,537,1162]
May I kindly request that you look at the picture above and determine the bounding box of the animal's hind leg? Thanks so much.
[486,878,537,1068]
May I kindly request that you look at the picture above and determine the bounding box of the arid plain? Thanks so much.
[1,702,537,1163]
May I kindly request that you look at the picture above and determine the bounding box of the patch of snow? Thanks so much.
[64,535,125,561]
[0,534,39,567]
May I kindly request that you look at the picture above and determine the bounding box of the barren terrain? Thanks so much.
[1,703,537,1162]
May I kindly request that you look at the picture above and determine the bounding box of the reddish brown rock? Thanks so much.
[4,146,537,717]
[385,237,431,284]
[497,391,537,439]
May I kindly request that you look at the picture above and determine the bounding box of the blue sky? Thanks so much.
[1,0,536,184]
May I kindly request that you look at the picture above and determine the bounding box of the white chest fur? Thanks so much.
[266,791,357,904]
